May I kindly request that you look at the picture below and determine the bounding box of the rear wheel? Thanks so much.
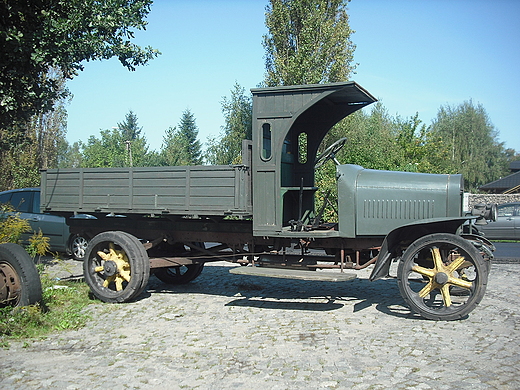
[397,233,488,321]
[0,243,42,308]
[83,231,149,303]
[153,242,205,284]
[154,263,204,284]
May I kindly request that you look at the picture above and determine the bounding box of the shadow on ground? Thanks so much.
[144,264,421,320]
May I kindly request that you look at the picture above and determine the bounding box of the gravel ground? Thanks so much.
[1,259,519,390]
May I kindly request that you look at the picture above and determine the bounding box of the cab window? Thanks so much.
[297,132,308,164]
[262,123,272,160]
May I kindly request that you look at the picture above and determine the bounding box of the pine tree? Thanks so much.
[160,109,202,166]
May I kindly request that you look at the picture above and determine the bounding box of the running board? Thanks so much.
[229,266,357,282]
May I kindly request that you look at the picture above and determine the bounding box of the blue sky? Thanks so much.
[66,0,520,153]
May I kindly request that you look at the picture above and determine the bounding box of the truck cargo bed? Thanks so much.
[41,165,252,217]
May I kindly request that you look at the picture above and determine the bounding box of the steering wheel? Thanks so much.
[314,137,347,169]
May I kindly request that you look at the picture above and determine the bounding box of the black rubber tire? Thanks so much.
[154,263,204,285]
[153,242,205,284]
[397,233,488,321]
[69,234,89,260]
[83,231,149,303]
[0,243,42,308]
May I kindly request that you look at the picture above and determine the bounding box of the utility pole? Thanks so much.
[125,140,133,167]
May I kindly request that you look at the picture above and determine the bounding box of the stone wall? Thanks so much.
[467,193,520,210]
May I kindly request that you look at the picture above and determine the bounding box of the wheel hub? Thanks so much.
[411,247,473,307]
[102,261,118,277]
[434,272,449,285]
[0,261,21,306]
[93,243,131,291]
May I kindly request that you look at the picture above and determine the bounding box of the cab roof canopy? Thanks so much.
[251,82,377,158]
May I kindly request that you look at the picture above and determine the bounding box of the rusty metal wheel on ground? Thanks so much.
[397,233,488,321]
[0,243,42,308]
[83,231,149,303]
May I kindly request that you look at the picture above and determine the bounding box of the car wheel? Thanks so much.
[69,234,89,260]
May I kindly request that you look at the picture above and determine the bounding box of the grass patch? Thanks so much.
[0,269,96,347]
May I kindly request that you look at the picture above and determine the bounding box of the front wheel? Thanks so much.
[83,231,149,303]
[0,243,42,308]
[397,233,488,321]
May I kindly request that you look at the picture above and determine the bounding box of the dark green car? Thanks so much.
[0,188,89,259]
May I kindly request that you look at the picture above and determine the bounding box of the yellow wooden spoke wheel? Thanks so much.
[397,233,488,321]
[83,231,149,303]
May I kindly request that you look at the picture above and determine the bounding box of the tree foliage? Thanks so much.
[0,69,69,190]
[160,109,202,166]
[118,110,142,143]
[58,141,84,169]
[316,99,512,194]
[0,0,159,129]
[205,83,252,165]
[263,0,356,86]
[81,111,149,168]
[428,100,509,191]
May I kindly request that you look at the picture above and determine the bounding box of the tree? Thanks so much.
[81,129,127,168]
[428,100,510,191]
[0,0,159,129]
[33,70,69,171]
[160,109,202,166]
[263,0,356,86]
[205,83,252,165]
[116,110,150,167]
[323,102,402,171]
[0,69,69,190]
[394,113,451,173]
[58,141,84,169]
[118,110,142,143]
[81,111,150,168]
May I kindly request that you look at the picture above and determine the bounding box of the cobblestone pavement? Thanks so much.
[1,260,519,390]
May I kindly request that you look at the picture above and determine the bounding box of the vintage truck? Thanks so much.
[41,81,496,321]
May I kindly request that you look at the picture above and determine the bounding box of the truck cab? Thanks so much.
[250,82,464,239]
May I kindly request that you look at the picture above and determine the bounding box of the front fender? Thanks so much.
[369,217,473,281]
